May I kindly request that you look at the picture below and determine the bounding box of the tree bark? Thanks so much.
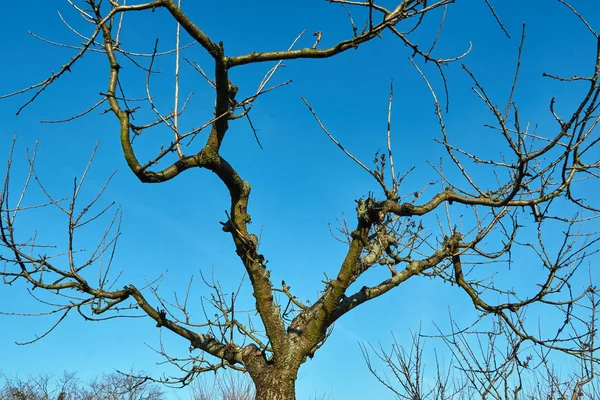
[253,369,297,400]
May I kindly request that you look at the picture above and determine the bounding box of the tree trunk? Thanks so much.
[253,370,297,400]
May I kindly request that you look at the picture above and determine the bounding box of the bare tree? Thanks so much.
[0,372,78,400]
[85,370,166,400]
[190,370,255,400]
[0,370,165,400]
[1,1,599,399]
[364,300,600,399]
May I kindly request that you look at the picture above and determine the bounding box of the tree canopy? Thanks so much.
[1,1,599,399]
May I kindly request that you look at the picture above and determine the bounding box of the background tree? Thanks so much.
[190,370,255,400]
[1,1,599,399]
[0,370,165,400]
[363,315,600,399]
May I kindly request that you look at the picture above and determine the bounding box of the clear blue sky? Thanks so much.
[1,1,599,399]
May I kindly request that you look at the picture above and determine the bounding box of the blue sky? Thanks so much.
[1,1,599,399]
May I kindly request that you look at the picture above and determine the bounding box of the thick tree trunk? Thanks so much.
[253,370,297,400]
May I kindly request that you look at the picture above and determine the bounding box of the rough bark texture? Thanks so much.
[253,371,297,400]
